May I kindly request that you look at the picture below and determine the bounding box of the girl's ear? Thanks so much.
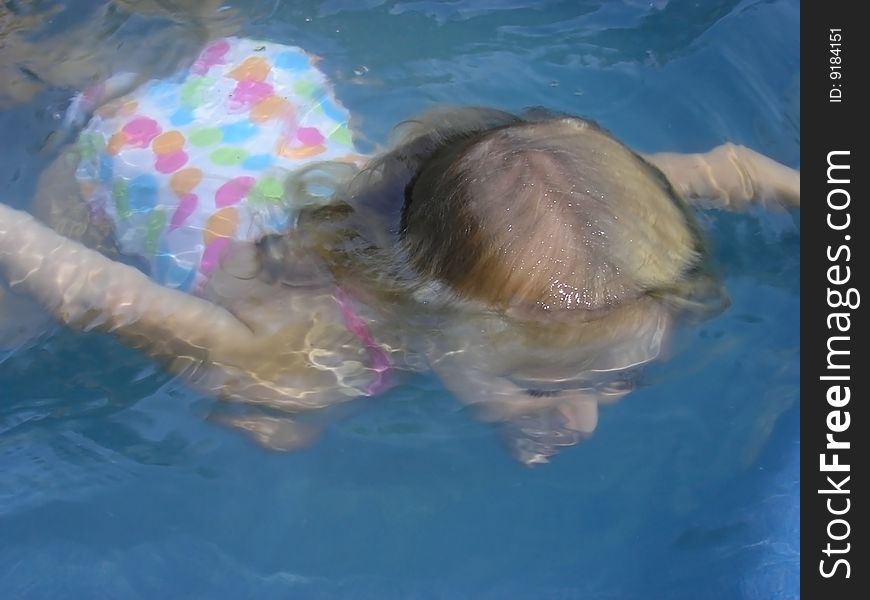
[253,233,334,289]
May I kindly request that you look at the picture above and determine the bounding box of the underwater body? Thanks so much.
[1,1,799,598]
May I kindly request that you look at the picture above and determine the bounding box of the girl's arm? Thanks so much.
[644,143,800,210]
[0,203,254,358]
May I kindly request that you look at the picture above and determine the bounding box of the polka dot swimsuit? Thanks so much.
[75,37,360,294]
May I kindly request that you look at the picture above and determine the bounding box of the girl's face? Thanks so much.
[413,296,678,464]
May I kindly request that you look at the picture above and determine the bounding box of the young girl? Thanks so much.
[0,37,799,464]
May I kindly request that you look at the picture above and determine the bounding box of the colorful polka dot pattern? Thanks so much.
[75,37,360,294]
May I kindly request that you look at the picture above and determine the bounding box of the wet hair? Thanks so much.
[278,107,718,322]
[400,114,703,314]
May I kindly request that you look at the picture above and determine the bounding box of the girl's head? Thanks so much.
[288,107,726,464]
[326,107,712,325]
[399,113,702,317]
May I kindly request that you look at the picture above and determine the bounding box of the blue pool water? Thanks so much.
[1,1,799,598]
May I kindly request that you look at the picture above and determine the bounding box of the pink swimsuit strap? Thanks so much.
[334,289,391,395]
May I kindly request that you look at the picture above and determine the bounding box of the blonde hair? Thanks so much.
[283,108,719,325]
[398,111,702,313]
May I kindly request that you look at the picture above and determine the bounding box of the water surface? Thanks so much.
[1,1,799,598]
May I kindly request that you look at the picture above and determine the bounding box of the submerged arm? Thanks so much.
[644,143,800,209]
[0,203,254,359]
